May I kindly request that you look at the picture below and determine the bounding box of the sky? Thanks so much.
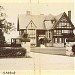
[0,0,74,42]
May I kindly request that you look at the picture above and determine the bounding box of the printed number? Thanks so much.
[2,71,15,75]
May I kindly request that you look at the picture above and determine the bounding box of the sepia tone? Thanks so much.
[0,0,74,75]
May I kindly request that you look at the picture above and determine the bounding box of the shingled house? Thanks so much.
[17,11,74,47]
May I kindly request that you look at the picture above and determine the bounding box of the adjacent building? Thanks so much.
[17,11,74,47]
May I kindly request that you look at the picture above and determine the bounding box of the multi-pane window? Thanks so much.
[67,23,72,28]
[58,30,61,35]
[55,16,72,29]
[54,30,56,35]
[56,25,59,28]
[59,23,62,28]
[62,30,68,33]
[62,30,72,33]
[53,30,62,36]
[27,29,36,38]
[56,22,72,29]
[27,29,35,35]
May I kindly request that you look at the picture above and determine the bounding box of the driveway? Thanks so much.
[0,52,74,75]
[31,47,66,55]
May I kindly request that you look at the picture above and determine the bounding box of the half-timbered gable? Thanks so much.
[26,20,37,29]
[52,12,74,44]
[26,20,37,46]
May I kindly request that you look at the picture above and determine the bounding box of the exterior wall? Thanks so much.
[19,29,36,46]
[27,29,36,46]
[52,17,74,47]
[18,13,74,47]
[19,29,52,47]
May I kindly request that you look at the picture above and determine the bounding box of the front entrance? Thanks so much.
[39,38,44,44]
[36,30,46,47]
[37,36,46,47]
[39,38,46,47]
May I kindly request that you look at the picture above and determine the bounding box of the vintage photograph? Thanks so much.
[0,0,74,75]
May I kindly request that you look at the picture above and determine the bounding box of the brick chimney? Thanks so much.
[68,10,71,20]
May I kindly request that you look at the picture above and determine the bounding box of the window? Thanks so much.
[54,30,56,32]
[59,38,62,43]
[57,38,59,43]
[62,23,65,27]
[59,23,62,28]
[56,25,59,28]
[27,29,35,35]
[54,30,56,35]
[62,30,69,33]
[67,23,72,28]
[21,30,24,35]
[58,30,61,34]
[27,29,36,38]
[55,38,57,43]
[30,38,35,44]
[49,32,50,38]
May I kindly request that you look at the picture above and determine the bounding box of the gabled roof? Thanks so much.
[44,14,55,30]
[45,14,54,20]
[17,13,56,30]
[18,14,46,30]
[26,20,37,29]
[51,12,74,29]
[17,11,74,31]
[55,12,64,21]
[44,20,55,30]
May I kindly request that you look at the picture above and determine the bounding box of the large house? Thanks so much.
[17,11,74,47]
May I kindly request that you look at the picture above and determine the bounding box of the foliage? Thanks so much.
[0,6,15,34]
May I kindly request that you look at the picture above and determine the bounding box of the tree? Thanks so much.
[0,6,15,34]
[0,6,15,46]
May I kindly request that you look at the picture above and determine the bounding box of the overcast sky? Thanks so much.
[0,0,74,41]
